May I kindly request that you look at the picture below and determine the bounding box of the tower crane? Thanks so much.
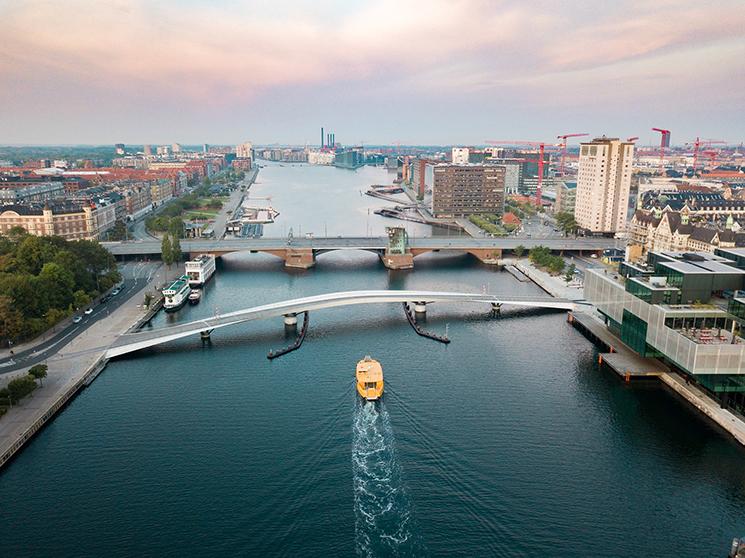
[485,140,558,207]
[652,127,671,173]
[556,133,588,177]
[686,138,726,173]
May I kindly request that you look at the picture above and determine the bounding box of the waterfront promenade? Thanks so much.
[0,264,181,468]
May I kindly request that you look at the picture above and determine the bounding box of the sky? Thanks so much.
[1,0,744,146]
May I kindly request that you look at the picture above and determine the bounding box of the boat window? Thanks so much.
[365,382,377,389]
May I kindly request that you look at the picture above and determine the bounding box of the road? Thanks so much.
[0,262,163,375]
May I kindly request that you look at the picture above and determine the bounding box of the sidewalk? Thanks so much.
[513,259,585,301]
[0,266,177,466]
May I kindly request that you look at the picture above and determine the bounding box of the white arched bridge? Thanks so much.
[106,290,575,358]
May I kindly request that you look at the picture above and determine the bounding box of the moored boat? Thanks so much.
[163,275,190,311]
[185,254,216,286]
[356,356,384,401]
[188,289,201,305]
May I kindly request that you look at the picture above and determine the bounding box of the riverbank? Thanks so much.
[0,264,182,469]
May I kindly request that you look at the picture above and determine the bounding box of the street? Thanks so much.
[0,261,163,374]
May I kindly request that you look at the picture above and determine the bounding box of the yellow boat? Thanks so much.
[356,356,384,401]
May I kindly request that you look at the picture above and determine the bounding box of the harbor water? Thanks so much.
[0,163,744,557]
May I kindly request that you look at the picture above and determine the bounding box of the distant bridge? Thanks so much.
[106,290,575,358]
[103,236,619,269]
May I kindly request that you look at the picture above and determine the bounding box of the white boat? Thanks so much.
[185,254,216,286]
[188,289,201,305]
[163,275,190,311]
[227,199,280,232]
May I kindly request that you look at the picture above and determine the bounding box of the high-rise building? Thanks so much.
[172,143,182,153]
[114,143,125,155]
[451,147,469,165]
[574,137,634,234]
[432,165,505,218]
[143,144,152,156]
[236,142,253,159]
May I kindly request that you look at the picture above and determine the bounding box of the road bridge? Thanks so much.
[103,235,619,270]
[106,290,575,358]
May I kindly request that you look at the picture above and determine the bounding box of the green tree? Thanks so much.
[171,236,182,263]
[0,295,24,343]
[162,235,174,267]
[555,212,578,236]
[564,263,576,283]
[144,293,153,308]
[73,289,92,310]
[108,220,128,241]
[7,375,37,403]
[28,364,48,386]
[514,245,525,258]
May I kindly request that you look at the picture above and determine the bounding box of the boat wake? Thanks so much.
[352,399,426,557]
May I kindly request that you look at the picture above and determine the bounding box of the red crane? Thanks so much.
[556,133,588,177]
[652,127,671,173]
[701,149,721,172]
[485,140,557,206]
[686,138,726,173]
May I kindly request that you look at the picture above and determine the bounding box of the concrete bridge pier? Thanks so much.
[491,303,502,316]
[200,329,213,341]
[413,302,427,320]
[467,248,503,265]
[381,252,414,270]
[283,313,298,332]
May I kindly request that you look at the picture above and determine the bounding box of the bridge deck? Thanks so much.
[103,236,620,256]
[107,290,574,358]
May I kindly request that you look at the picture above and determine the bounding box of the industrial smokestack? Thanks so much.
[321,127,324,148]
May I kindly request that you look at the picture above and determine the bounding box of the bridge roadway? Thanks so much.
[102,236,619,257]
[106,290,575,358]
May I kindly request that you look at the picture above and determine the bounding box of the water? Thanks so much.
[1,164,744,557]
[249,162,434,238]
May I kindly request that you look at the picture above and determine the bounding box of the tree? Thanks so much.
[564,264,576,283]
[7,374,37,403]
[0,295,24,343]
[171,236,182,263]
[555,212,578,236]
[514,245,526,258]
[144,293,153,308]
[73,289,92,310]
[29,364,48,386]
[162,235,174,267]
[108,220,128,241]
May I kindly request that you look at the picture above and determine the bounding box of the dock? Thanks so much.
[568,312,666,380]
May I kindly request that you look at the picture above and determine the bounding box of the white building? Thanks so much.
[451,147,469,165]
[236,142,253,159]
[574,137,634,234]
[307,150,335,165]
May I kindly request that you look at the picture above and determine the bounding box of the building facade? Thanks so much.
[0,202,117,240]
[574,137,634,234]
[431,165,505,218]
[451,147,469,165]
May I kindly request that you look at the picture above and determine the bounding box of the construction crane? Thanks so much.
[627,137,639,142]
[686,137,726,173]
[556,133,588,176]
[485,140,558,206]
[701,150,721,172]
[652,127,671,173]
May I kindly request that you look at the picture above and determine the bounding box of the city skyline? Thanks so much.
[1,0,744,144]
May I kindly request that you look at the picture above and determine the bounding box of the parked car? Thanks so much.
[72,316,82,324]
[84,308,93,315]
[111,289,120,296]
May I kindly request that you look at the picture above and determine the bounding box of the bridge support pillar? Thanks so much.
[284,248,315,269]
[491,303,502,316]
[283,313,298,327]
[467,248,503,265]
[200,329,213,341]
[413,302,427,316]
[381,252,414,270]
